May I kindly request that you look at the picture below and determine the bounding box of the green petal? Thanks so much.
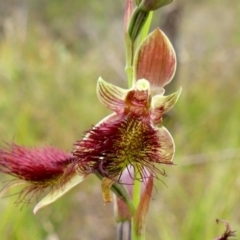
[156,126,175,163]
[133,28,176,91]
[151,88,182,124]
[33,174,86,214]
[97,77,127,113]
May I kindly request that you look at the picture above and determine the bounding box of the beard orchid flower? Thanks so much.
[0,28,180,214]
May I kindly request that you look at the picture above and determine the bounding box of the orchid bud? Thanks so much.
[128,7,149,41]
[139,0,173,11]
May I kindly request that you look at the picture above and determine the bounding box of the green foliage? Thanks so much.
[0,0,239,239]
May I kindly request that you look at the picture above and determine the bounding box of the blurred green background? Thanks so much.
[0,0,239,239]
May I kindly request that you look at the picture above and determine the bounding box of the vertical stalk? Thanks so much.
[125,37,134,87]
[117,221,131,240]
[132,176,141,208]
[125,6,154,240]
[131,174,143,240]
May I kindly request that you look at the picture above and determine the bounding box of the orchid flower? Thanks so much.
[75,27,180,199]
[0,0,180,239]
[0,27,179,209]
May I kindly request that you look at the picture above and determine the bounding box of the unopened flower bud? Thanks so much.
[128,7,149,41]
[139,0,173,11]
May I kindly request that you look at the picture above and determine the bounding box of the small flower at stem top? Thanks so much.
[128,0,173,41]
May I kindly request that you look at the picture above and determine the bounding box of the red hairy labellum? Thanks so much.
[74,112,172,181]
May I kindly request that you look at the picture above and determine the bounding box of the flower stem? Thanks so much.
[131,171,144,240]
[131,220,145,240]
[132,176,141,208]
[125,34,134,87]
[112,181,136,215]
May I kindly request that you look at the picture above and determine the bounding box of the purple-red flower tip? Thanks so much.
[0,143,75,202]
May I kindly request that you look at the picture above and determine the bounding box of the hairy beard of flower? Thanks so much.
[0,144,76,203]
[74,113,172,182]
